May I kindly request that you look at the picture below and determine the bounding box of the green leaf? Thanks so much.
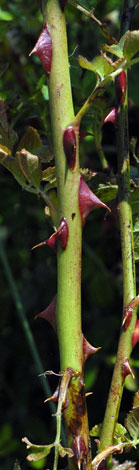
[125,373,138,392]
[102,43,123,58]
[118,31,129,52]
[90,422,127,437]
[85,366,98,390]
[0,8,13,21]
[123,30,139,61]
[90,422,129,445]
[22,437,53,462]
[36,74,46,91]
[78,55,99,74]
[78,53,114,80]
[41,85,49,101]
[90,423,102,437]
[28,458,46,468]
[130,56,139,67]
[114,423,128,441]
[17,149,42,190]
[125,392,139,440]
[95,184,118,203]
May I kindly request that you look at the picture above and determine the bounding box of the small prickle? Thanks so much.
[115,71,127,108]
[121,358,135,381]
[103,107,118,125]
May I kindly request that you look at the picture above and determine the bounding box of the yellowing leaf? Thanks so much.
[22,437,53,462]
[92,443,123,469]
[17,149,42,190]
[58,444,74,458]
[0,144,11,155]
[42,166,56,183]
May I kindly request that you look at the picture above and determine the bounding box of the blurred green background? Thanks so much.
[0,0,139,469]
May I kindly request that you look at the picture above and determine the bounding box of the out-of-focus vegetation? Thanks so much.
[0,1,139,469]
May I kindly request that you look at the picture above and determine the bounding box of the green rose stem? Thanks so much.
[99,0,137,467]
[44,0,92,468]
[99,89,137,466]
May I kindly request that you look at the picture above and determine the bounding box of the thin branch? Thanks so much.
[99,1,137,465]
[69,1,117,45]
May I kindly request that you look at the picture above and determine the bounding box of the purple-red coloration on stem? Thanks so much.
[46,233,58,251]
[44,384,60,403]
[63,126,93,170]
[63,126,76,170]
[82,335,100,364]
[79,176,110,226]
[121,358,135,381]
[115,71,127,108]
[35,296,99,365]
[122,296,139,331]
[29,24,52,76]
[103,107,118,126]
[132,318,139,350]
[79,130,94,141]
[72,435,87,469]
[98,460,107,470]
[46,217,69,251]
[122,310,132,332]
[35,295,57,331]
[57,217,69,250]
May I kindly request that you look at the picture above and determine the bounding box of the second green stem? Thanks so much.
[100,88,137,458]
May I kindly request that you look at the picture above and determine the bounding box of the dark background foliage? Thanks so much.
[0,1,139,469]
